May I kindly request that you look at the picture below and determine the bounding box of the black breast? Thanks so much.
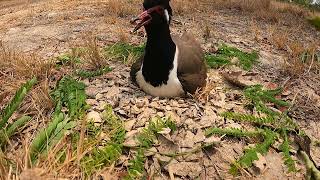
[141,42,176,87]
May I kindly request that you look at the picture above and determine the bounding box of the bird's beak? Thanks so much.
[130,11,152,33]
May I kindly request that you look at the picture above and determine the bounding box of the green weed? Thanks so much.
[230,129,277,175]
[218,44,259,70]
[75,67,112,78]
[205,44,259,70]
[30,76,88,162]
[81,105,126,175]
[205,54,231,69]
[308,16,320,30]
[279,129,296,172]
[244,85,289,116]
[0,116,32,147]
[125,117,176,179]
[51,76,88,119]
[0,77,37,129]
[205,127,263,138]
[104,43,145,63]
[56,48,86,66]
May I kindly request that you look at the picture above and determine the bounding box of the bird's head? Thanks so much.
[130,0,172,33]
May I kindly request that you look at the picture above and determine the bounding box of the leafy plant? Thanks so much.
[125,117,176,179]
[0,116,32,146]
[221,112,276,126]
[279,129,296,172]
[75,67,112,78]
[205,127,262,138]
[125,149,146,180]
[51,76,88,119]
[0,77,37,129]
[230,129,277,175]
[205,54,231,69]
[56,48,85,66]
[104,43,145,63]
[31,76,88,162]
[244,84,289,115]
[308,16,320,30]
[29,112,64,162]
[81,105,126,175]
[205,44,259,70]
[137,117,176,148]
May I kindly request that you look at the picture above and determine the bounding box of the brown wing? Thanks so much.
[130,56,143,85]
[173,32,207,94]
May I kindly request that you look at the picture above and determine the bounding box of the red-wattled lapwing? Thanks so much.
[130,0,207,97]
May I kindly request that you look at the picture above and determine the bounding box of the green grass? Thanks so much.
[308,16,320,30]
[205,44,259,70]
[104,43,145,63]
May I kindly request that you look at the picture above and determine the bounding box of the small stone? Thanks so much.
[165,105,172,111]
[155,154,172,163]
[166,162,202,179]
[180,131,195,148]
[193,129,205,143]
[253,153,267,174]
[131,105,141,115]
[157,112,164,117]
[86,111,102,124]
[106,86,120,98]
[158,128,171,135]
[124,120,136,131]
[95,93,103,100]
[85,87,99,98]
[136,99,145,108]
[82,79,90,86]
[166,111,181,125]
[86,99,98,106]
[96,101,107,111]
[145,147,158,156]
[178,99,184,104]
[123,137,138,147]
[204,136,221,144]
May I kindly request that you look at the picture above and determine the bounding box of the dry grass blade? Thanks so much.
[83,36,108,70]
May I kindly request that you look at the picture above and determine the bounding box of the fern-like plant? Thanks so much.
[279,129,296,172]
[51,76,88,119]
[244,85,289,116]
[0,77,37,129]
[137,117,176,148]
[205,127,262,138]
[221,112,275,126]
[230,129,277,175]
[218,44,259,70]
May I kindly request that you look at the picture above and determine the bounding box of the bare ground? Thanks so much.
[0,0,319,179]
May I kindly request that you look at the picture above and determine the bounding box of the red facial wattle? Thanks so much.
[130,5,165,33]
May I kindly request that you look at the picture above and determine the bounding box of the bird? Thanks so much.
[130,0,207,97]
